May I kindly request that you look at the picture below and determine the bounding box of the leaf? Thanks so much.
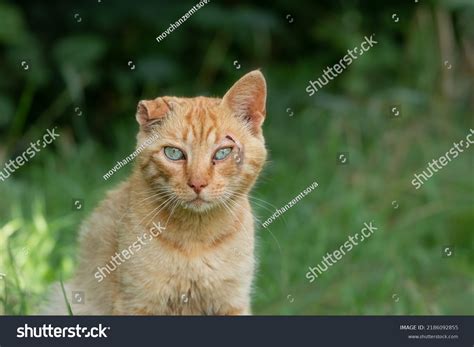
[0,4,28,45]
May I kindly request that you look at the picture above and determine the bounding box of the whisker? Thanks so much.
[163,198,181,228]
[222,189,283,255]
[136,195,175,229]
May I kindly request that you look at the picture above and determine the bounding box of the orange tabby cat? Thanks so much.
[44,70,267,315]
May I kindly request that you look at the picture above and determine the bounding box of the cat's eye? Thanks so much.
[213,147,233,161]
[164,147,185,161]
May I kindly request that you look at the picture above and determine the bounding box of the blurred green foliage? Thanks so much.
[0,0,473,315]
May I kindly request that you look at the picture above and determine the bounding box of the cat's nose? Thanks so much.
[187,179,208,194]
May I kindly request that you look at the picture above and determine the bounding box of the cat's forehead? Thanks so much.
[163,96,236,145]
[170,96,221,109]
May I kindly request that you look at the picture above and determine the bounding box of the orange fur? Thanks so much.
[43,70,268,315]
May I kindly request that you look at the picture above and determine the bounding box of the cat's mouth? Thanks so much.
[189,197,207,205]
[180,196,213,211]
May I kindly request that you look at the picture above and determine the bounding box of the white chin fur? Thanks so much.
[180,200,215,213]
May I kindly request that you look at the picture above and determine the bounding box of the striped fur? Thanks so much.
[42,71,268,315]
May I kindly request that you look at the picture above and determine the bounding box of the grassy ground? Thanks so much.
[0,83,472,315]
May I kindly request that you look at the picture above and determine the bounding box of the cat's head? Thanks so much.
[135,70,267,213]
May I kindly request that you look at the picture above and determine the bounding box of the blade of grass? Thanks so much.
[0,277,7,314]
[59,274,73,316]
[6,239,26,315]
[6,80,37,148]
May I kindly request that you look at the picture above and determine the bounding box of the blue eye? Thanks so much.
[214,147,232,160]
[164,147,185,160]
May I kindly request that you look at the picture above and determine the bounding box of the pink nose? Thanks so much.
[187,179,208,194]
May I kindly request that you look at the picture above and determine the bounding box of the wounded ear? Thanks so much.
[221,70,267,135]
[136,97,172,128]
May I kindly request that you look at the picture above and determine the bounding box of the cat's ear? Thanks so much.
[222,70,267,135]
[136,97,171,129]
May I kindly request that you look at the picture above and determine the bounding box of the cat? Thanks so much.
[43,70,268,315]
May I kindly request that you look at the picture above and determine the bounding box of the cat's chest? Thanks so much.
[131,222,249,280]
[130,244,245,314]
[148,240,244,284]
[121,220,253,313]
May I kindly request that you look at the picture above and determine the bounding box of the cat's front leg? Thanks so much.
[112,305,155,315]
[217,305,251,316]
[111,296,153,315]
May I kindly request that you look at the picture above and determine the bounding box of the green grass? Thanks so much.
[0,91,473,315]
[1,0,473,316]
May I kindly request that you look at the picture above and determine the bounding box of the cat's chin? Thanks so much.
[179,198,215,213]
